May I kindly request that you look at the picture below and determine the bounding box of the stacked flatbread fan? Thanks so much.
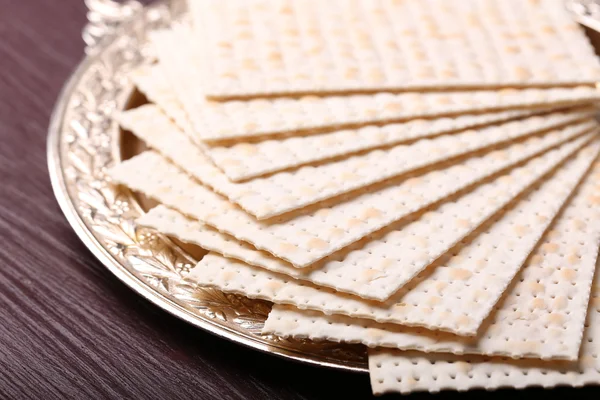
[110,0,600,395]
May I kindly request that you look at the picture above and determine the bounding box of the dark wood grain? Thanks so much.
[1,1,600,399]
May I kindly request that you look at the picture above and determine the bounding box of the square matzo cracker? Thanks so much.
[368,340,600,395]
[192,0,600,98]
[187,140,600,335]
[118,105,594,218]
[264,156,600,358]
[368,271,600,395]
[138,134,594,301]
[109,121,596,267]
[131,63,565,181]
[150,25,600,143]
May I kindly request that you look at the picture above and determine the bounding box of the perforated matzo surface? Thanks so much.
[369,281,600,394]
[193,0,600,97]
[265,161,600,358]
[153,25,600,143]
[131,63,559,181]
[189,140,600,335]
[137,135,592,301]
[203,109,553,181]
[130,65,196,139]
[118,105,593,219]
[109,120,594,267]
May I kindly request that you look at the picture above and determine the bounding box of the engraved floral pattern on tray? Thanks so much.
[53,0,366,369]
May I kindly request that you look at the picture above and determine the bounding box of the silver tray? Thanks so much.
[47,0,600,374]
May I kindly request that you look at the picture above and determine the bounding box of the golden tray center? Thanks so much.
[47,0,600,374]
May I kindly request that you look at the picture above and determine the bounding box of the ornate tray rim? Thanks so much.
[47,0,368,374]
[46,0,600,377]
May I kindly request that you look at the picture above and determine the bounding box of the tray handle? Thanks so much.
[567,0,600,32]
[82,0,143,54]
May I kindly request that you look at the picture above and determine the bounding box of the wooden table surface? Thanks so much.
[1,0,600,399]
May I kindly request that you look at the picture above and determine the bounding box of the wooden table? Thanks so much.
[1,0,600,398]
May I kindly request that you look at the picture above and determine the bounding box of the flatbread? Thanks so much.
[118,105,594,219]
[109,121,596,267]
[187,141,600,335]
[192,0,600,98]
[138,134,594,301]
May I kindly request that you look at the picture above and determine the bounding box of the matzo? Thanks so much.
[138,134,594,301]
[265,158,600,358]
[368,278,600,394]
[262,152,600,358]
[368,344,600,395]
[188,140,600,335]
[193,0,600,98]
[152,25,600,143]
[203,109,555,181]
[131,63,558,181]
[109,123,596,268]
[118,105,594,219]
[130,65,196,140]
